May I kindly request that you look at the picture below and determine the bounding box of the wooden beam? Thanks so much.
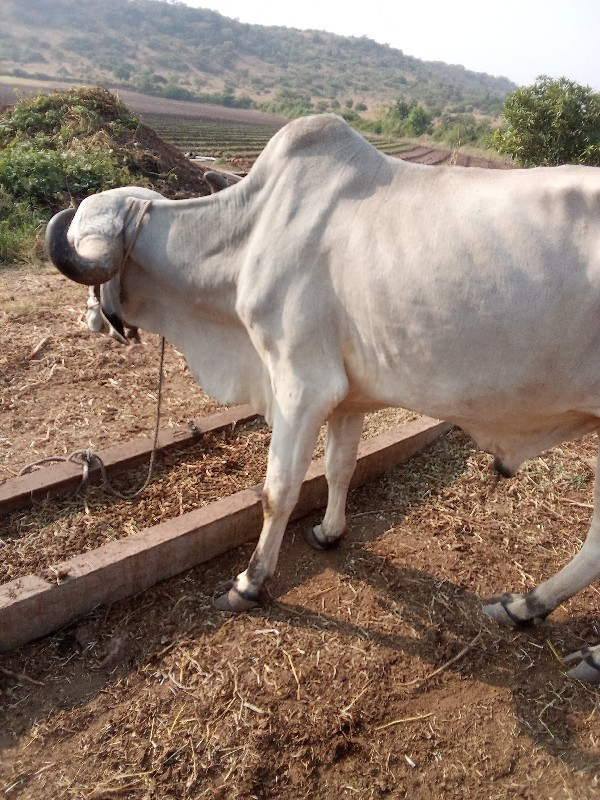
[0,416,450,651]
[0,405,258,515]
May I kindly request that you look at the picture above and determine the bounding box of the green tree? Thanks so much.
[405,103,432,136]
[383,100,432,136]
[492,75,600,166]
[395,99,412,119]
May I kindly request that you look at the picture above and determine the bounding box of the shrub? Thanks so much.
[0,141,140,206]
[492,76,600,166]
[0,187,47,264]
[0,87,150,263]
[382,100,432,137]
[431,113,493,149]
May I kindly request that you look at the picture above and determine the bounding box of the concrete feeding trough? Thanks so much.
[0,414,450,651]
[0,405,259,515]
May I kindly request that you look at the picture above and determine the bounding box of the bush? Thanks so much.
[0,87,151,263]
[0,187,48,264]
[382,100,432,136]
[0,141,139,206]
[431,113,493,149]
[492,76,600,166]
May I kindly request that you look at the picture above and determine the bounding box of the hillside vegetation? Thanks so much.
[1,0,514,121]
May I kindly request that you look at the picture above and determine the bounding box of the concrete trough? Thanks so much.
[0,405,258,515]
[0,416,451,651]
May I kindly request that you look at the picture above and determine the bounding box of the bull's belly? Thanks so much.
[459,411,600,474]
[339,369,600,470]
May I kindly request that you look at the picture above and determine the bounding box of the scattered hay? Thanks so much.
[3,407,600,799]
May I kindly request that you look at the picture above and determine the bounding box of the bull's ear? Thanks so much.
[204,170,243,194]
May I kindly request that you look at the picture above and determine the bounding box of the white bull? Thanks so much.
[46,114,600,681]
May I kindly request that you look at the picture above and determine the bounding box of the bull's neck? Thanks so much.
[132,192,249,307]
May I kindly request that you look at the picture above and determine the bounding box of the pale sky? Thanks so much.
[178,0,600,90]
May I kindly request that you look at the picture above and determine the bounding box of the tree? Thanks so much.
[405,103,432,136]
[395,99,411,119]
[492,75,600,166]
[384,100,432,136]
[113,63,131,81]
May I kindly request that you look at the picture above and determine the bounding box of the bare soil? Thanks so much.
[1,116,599,799]
[395,146,511,169]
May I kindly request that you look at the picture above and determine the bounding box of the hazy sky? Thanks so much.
[178,0,600,90]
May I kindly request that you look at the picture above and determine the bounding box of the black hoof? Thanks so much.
[482,594,535,629]
[303,525,342,551]
[213,580,260,612]
[493,457,514,478]
[564,648,600,683]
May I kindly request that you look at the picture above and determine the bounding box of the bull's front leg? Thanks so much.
[213,386,339,612]
[483,441,600,682]
[305,411,364,550]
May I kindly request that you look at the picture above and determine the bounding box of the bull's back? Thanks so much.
[332,163,600,422]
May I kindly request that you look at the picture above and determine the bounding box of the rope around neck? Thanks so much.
[123,198,152,263]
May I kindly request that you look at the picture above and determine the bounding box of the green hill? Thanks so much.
[1,0,515,118]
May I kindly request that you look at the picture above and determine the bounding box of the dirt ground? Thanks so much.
[2,264,600,800]
[1,117,600,798]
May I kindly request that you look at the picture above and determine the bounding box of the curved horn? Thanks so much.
[204,171,231,194]
[45,208,120,286]
[204,170,243,194]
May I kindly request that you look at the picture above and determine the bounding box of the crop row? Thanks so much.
[145,117,413,160]
[147,120,279,153]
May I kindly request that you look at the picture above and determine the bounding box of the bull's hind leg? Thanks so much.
[563,644,600,682]
[483,441,600,681]
[305,412,365,550]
